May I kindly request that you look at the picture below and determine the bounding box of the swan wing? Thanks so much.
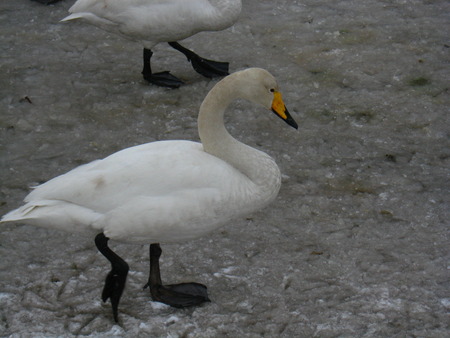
[25,141,244,207]
[3,141,255,236]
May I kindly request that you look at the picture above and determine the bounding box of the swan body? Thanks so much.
[5,140,275,244]
[62,0,242,49]
[61,0,243,87]
[1,68,298,321]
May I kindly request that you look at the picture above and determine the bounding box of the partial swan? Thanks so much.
[61,0,242,87]
[1,68,298,322]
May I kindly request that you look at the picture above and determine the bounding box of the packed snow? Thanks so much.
[0,0,448,336]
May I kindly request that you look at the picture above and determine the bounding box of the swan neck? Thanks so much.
[198,79,234,154]
[198,77,280,194]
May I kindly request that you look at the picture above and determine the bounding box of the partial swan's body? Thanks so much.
[6,140,278,244]
[2,68,298,322]
[63,0,241,47]
[61,0,242,87]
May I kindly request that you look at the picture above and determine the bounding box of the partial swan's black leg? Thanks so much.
[95,233,129,322]
[168,42,229,78]
[141,48,184,88]
[143,243,210,307]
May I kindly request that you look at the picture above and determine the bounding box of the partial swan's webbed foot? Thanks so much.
[150,282,210,308]
[142,48,184,88]
[168,42,229,78]
[95,233,129,322]
[144,70,185,88]
[144,243,210,308]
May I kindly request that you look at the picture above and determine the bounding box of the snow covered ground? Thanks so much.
[1,0,449,336]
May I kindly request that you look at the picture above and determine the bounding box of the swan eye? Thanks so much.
[269,88,275,93]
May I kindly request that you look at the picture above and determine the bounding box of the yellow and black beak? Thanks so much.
[271,91,298,129]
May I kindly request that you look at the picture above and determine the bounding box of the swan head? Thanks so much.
[233,68,298,129]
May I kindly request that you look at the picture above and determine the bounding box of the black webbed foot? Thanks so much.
[143,71,184,88]
[168,42,229,78]
[188,57,229,78]
[142,48,184,88]
[31,0,63,4]
[145,243,210,308]
[101,266,128,322]
[95,233,129,322]
[145,282,210,308]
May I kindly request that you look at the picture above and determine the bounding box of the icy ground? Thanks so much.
[1,0,449,336]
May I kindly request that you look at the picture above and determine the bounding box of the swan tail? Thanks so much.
[1,204,38,222]
[1,200,101,234]
[60,12,119,33]
[60,13,85,22]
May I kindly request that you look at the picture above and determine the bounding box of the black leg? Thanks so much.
[143,243,210,308]
[141,48,184,88]
[95,233,129,323]
[168,42,229,78]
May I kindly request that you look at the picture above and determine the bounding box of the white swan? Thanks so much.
[1,68,298,322]
[61,0,242,87]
